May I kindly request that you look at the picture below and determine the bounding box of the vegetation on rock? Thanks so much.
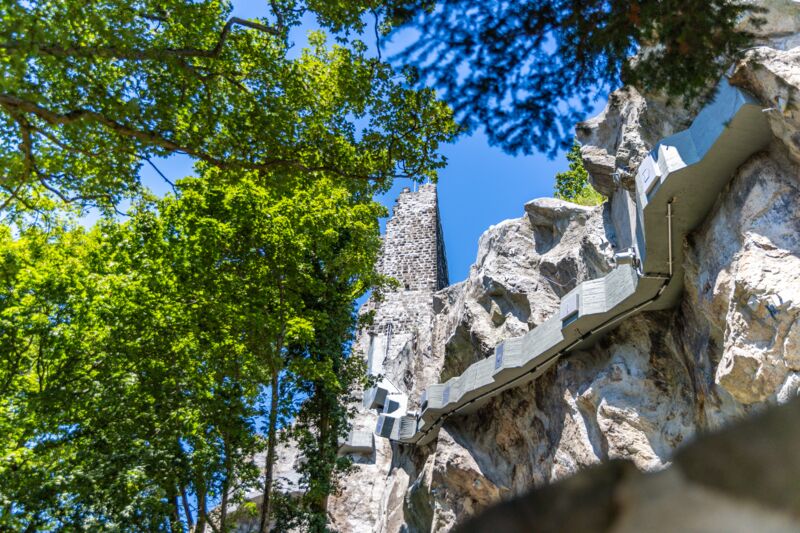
[554,142,604,206]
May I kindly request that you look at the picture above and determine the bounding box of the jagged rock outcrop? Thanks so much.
[260,3,800,531]
[431,198,614,381]
[731,46,800,165]
[339,135,799,530]
[414,72,798,533]
[575,87,698,195]
[577,0,800,195]
[681,150,800,417]
[745,0,800,50]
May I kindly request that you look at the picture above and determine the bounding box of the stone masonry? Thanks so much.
[371,183,448,330]
[359,183,449,399]
[378,183,448,293]
[328,183,450,531]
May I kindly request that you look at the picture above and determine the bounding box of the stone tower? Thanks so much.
[377,183,449,293]
[364,183,448,382]
[359,184,448,372]
[329,183,448,531]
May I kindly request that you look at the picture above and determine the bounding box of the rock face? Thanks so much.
[459,397,800,533]
[334,148,799,531]
[731,46,800,165]
[432,198,614,382]
[307,3,800,531]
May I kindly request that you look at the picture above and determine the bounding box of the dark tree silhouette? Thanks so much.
[389,0,764,156]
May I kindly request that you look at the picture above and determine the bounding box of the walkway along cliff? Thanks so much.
[323,10,800,528]
[364,80,771,446]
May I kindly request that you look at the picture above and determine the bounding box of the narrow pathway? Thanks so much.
[369,79,771,447]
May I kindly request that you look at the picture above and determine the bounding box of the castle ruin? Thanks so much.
[329,183,449,529]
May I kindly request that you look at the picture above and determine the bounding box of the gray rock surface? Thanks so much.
[431,197,614,382]
[457,396,800,533]
[742,0,800,50]
[575,87,698,196]
[331,132,799,530]
[576,0,800,196]
[731,46,800,164]
[343,44,797,533]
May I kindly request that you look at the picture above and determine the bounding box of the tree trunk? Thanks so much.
[258,278,286,533]
[195,487,206,533]
[313,386,331,520]
[169,487,182,532]
[219,436,231,532]
[181,485,194,531]
[258,367,281,533]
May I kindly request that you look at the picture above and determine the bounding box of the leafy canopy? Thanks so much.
[0,170,385,531]
[0,2,458,529]
[387,0,764,156]
[0,0,457,215]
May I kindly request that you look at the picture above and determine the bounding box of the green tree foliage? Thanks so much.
[281,267,372,531]
[387,0,764,156]
[554,142,604,206]
[0,2,457,528]
[0,0,457,215]
[0,171,385,531]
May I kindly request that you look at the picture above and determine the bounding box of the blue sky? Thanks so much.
[125,1,594,285]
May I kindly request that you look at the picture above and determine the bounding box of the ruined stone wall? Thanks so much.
[377,184,448,296]
[360,183,448,374]
[327,184,450,531]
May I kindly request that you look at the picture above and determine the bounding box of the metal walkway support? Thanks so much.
[338,430,375,455]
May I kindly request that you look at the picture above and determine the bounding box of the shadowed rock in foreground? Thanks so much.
[458,397,800,532]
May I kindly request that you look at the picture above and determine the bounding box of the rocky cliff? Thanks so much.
[409,131,800,530]
[325,2,800,530]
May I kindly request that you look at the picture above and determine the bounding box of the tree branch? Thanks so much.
[144,158,176,191]
[17,113,35,183]
[0,94,377,180]
[0,181,37,213]
[7,112,113,206]
[372,9,382,62]
[180,485,194,531]
[36,173,111,205]
[0,17,281,61]
[0,182,25,212]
